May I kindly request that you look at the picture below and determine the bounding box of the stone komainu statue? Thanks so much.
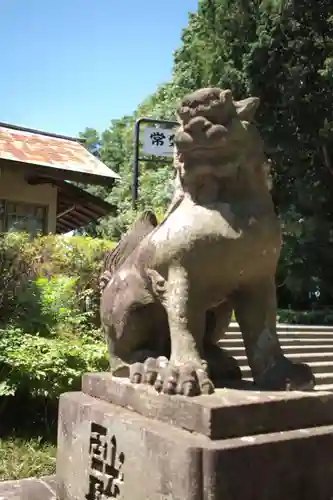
[99,87,315,396]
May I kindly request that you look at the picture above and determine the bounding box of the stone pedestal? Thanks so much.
[56,373,333,500]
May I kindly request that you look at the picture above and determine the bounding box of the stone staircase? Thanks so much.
[220,323,333,391]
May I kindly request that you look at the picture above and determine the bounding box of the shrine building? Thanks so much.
[0,122,119,236]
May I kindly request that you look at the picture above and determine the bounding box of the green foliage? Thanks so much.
[0,232,115,328]
[0,232,36,325]
[36,276,83,328]
[277,309,333,325]
[15,275,96,336]
[175,0,333,308]
[0,232,113,401]
[78,0,333,310]
[0,327,108,398]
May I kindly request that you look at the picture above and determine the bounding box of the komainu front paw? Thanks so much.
[129,357,215,396]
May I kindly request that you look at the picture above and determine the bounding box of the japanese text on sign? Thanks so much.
[142,127,176,157]
[85,423,125,500]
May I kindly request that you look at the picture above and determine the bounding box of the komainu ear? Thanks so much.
[235,97,260,122]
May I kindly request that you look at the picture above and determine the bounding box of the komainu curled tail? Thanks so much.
[99,210,158,293]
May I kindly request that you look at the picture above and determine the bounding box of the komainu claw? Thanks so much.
[129,362,144,384]
[128,357,214,396]
[154,373,164,393]
[162,367,180,395]
[143,357,158,385]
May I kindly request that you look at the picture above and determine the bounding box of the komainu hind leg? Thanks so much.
[101,266,170,381]
[234,277,315,391]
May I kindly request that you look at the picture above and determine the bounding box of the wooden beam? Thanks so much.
[62,211,92,226]
[26,174,117,212]
[56,218,74,232]
[56,205,76,219]
[21,163,118,187]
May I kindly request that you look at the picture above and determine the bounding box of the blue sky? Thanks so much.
[0,0,198,137]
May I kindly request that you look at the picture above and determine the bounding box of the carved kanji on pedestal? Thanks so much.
[85,423,125,499]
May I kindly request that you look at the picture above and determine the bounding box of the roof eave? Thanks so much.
[0,159,120,187]
[0,121,85,144]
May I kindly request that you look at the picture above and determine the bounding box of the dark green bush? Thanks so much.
[277,309,333,325]
[0,233,36,325]
[0,232,115,328]
[0,232,115,401]
[0,327,108,398]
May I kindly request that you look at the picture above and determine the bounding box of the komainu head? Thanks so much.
[174,87,264,165]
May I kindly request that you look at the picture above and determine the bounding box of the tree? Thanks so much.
[79,0,333,309]
[171,0,333,307]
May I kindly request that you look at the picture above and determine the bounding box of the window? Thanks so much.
[0,200,47,237]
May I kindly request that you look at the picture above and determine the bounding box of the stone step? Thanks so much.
[234,352,333,366]
[222,330,333,390]
[224,344,333,355]
[243,371,333,390]
[314,372,333,383]
[240,361,333,379]
[228,322,333,332]
[316,383,333,392]
[241,368,333,392]
[276,324,333,330]
[226,330,333,337]
[220,337,333,346]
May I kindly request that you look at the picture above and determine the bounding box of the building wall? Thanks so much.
[0,162,58,233]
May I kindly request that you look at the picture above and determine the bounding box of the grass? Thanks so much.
[0,310,237,483]
[0,395,58,481]
[0,437,56,481]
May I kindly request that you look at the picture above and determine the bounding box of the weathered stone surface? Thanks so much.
[203,425,333,500]
[82,372,333,439]
[0,475,56,500]
[57,390,333,500]
[100,86,315,397]
[57,392,204,500]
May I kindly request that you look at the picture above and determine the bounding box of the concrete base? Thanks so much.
[0,475,56,499]
[56,373,333,500]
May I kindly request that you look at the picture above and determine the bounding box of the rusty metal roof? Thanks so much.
[0,122,120,182]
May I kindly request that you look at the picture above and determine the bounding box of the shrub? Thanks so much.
[0,327,108,398]
[14,275,97,337]
[0,232,116,331]
[0,232,115,402]
[0,232,36,325]
[277,309,333,325]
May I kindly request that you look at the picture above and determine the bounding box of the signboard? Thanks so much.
[132,117,179,207]
[142,127,176,157]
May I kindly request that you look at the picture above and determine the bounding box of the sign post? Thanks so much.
[132,118,179,208]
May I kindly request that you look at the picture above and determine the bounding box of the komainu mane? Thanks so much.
[100,87,315,396]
